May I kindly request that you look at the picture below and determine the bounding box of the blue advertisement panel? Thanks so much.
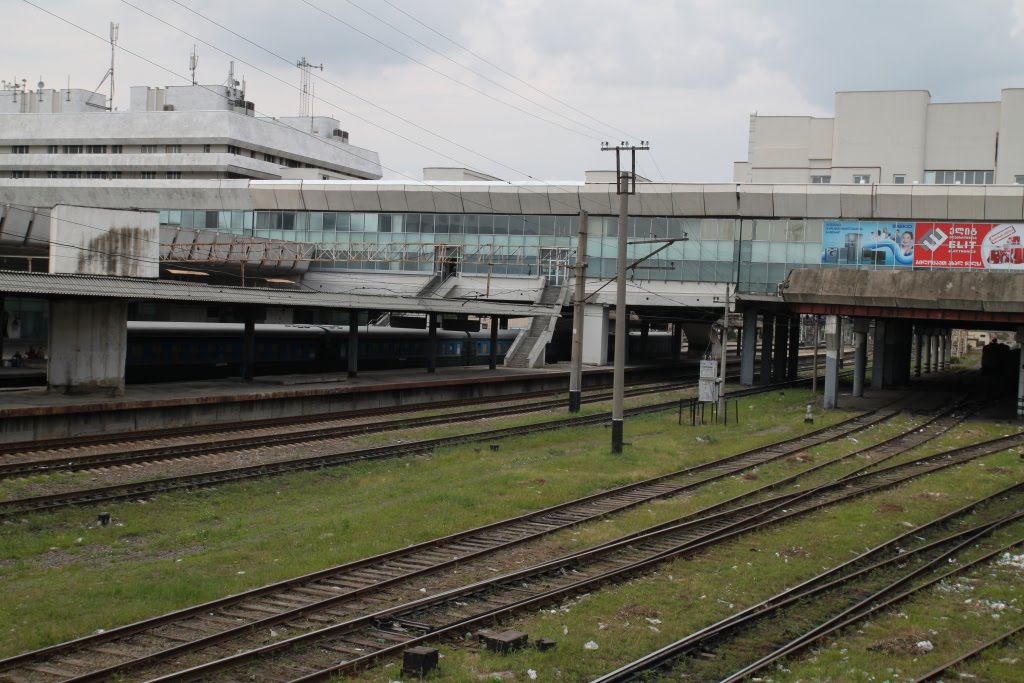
[821,221,916,266]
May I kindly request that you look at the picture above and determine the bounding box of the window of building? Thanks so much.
[810,175,831,184]
[203,144,211,153]
[47,171,59,178]
[853,174,871,184]
[85,171,108,179]
[893,174,906,184]
[166,171,182,179]
[166,144,182,153]
[11,145,29,154]
[140,171,157,179]
[60,171,82,178]
[63,145,83,154]
[47,145,58,154]
[141,145,159,154]
[110,171,123,179]
[110,145,123,154]
[12,171,28,178]
[924,170,992,184]
[1015,175,1024,185]
[263,153,277,163]
[227,145,241,155]
[85,145,106,154]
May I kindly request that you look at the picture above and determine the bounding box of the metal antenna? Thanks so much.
[108,22,119,110]
[189,45,199,85]
[296,57,323,117]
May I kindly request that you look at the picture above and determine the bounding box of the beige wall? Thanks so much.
[831,90,930,184]
[997,89,1024,184]
[924,102,999,171]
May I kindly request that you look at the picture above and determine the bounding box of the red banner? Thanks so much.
[914,222,1024,270]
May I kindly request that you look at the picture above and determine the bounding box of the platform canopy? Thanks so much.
[0,270,551,318]
[782,268,1024,325]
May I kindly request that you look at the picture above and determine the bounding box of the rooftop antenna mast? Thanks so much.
[296,57,322,117]
[108,22,118,110]
[189,45,199,85]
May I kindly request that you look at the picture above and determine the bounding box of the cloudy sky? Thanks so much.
[5,0,1024,182]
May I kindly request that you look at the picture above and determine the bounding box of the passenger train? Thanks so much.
[125,322,518,382]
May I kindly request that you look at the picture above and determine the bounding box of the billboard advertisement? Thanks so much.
[821,221,1024,271]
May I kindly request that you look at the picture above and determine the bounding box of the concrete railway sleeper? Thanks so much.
[0,355,848,479]
[0,372,846,517]
[131,429,1024,682]
[0,392,900,681]
[593,487,1024,682]
[0,399,1003,682]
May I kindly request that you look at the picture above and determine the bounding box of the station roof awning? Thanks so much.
[0,270,552,318]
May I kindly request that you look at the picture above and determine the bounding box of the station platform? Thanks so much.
[0,361,700,444]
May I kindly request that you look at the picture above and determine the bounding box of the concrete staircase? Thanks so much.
[503,281,569,369]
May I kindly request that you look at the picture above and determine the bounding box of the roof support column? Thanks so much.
[823,315,842,410]
[242,309,256,384]
[914,330,923,378]
[427,313,437,374]
[347,310,360,378]
[772,315,789,383]
[489,316,499,371]
[852,318,869,397]
[759,313,774,386]
[944,331,952,366]
[740,308,757,386]
[47,298,128,396]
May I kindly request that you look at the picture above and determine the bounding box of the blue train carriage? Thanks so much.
[125,322,518,382]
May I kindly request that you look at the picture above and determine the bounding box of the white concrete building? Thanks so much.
[734,89,1024,186]
[0,76,382,182]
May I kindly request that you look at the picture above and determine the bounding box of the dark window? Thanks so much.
[166,171,181,179]
[110,145,123,154]
[11,145,29,154]
[63,145,83,154]
[86,145,106,154]
[47,145,58,154]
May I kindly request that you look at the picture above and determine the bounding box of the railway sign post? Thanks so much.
[698,359,720,404]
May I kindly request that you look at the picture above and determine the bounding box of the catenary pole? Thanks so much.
[568,210,588,412]
[718,284,729,415]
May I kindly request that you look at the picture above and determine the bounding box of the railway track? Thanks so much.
[912,624,1024,683]
[0,398,993,682]
[0,371,844,517]
[0,351,852,472]
[594,485,1024,682]
[131,421,1024,682]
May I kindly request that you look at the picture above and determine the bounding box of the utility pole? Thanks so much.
[108,22,118,111]
[601,141,650,453]
[718,285,730,415]
[568,211,589,413]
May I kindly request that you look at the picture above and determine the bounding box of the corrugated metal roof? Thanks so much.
[0,270,550,317]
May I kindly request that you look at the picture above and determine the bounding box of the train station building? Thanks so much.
[1,81,1023,417]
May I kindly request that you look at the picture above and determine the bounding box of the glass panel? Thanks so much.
[770,220,787,242]
[954,171,965,184]
[752,220,770,241]
[524,216,539,236]
[463,215,478,234]
[509,215,525,235]
[363,213,378,232]
[786,219,805,242]
[718,219,735,241]
[806,243,822,263]
[478,215,493,235]
[604,216,617,238]
[740,219,754,240]
[768,242,787,263]
[492,215,508,235]
[700,219,718,240]
[750,242,770,262]
[419,214,433,234]
[985,171,994,184]
[337,213,351,231]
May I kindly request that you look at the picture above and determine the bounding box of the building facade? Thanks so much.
[734,89,1024,186]
[0,77,382,182]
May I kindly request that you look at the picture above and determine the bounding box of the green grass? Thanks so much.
[0,387,846,657]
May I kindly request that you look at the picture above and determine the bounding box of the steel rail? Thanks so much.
[912,624,1024,683]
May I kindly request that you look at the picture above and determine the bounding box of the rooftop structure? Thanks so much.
[0,68,382,182]
[734,89,1024,186]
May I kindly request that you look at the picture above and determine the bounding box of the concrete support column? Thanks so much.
[1017,327,1024,419]
[582,304,609,366]
[871,320,886,390]
[640,322,649,359]
[823,315,843,410]
[740,308,757,386]
[944,332,952,366]
[787,315,800,380]
[489,315,499,371]
[882,320,898,387]
[924,333,933,373]
[773,315,789,382]
[347,309,360,378]
[931,334,940,372]
[852,318,869,397]
[891,321,913,386]
[671,323,682,362]
[914,331,923,378]
[47,299,128,396]
[427,313,438,374]
[242,310,256,383]
[760,313,774,386]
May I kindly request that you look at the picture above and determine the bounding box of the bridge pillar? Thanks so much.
[852,318,869,397]
[823,315,842,410]
[760,313,774,386]
[740,308,757,386]
[932,333,942,372]
[47,299,128,396]
[891,321,913,385]
[944,331,953,366]
[773,315,789,382]
[914,331,923,378]
[871,320,886,390]
[924,332,933,373]
[787,315,800,380]
[582,305,609,366]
